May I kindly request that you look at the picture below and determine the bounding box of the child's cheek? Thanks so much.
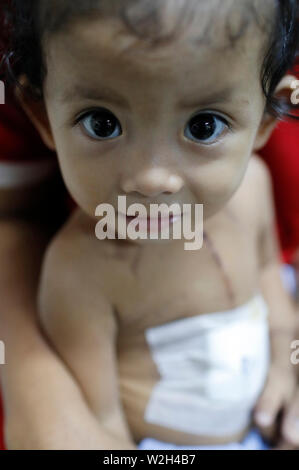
[56,151,116,217]
[188,154,248,216]
[187,130,252,205]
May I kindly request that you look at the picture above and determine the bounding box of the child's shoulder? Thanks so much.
[38,209,118,354]
[45,208,95,261]
[40,209,111,298]
[247,153,273,189]
[227,153,274,233]
[247,153,274,219]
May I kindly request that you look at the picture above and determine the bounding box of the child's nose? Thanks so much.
[121,168,184,197]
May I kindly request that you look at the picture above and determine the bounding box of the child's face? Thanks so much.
[40,10,271,223]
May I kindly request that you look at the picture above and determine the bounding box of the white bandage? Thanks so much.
[144,295,270,437]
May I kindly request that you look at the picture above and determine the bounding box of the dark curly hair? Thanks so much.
[0,0,299,120]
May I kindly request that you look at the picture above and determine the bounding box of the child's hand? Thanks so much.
[274,302,299,449]
[277,389,299,448]
[253,362,298,446]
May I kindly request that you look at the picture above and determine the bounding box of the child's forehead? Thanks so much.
[46,9,267,85]
[42,0,274,47]
[43,1,273,105]
[45,17,264,116]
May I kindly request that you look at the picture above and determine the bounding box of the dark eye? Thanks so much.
[184,113,228,144]
[79,109,122,140]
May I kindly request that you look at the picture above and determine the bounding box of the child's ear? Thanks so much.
[14,76,56,151]
[253,74,297,151]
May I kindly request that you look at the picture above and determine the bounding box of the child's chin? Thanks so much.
[115,232,176,246]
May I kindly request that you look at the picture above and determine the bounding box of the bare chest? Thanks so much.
[113,219,259,336]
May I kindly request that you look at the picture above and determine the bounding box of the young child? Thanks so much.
[2,0,299,449]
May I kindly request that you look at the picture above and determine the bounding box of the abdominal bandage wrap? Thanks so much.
[144,294,270,436]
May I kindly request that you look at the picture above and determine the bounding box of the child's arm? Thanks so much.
[252,156,298,446]
[38,227,137,450]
